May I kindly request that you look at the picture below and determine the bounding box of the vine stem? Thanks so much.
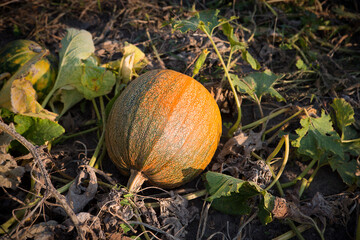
[264,135,289,191]
[0,121,85,239]
[242,107,290,131]
[88,97,107,168]
[263,108,304,136]
[201,26,242,137]
[299,163,320,198]
[281,157,318,188]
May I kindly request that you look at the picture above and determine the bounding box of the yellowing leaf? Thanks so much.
[79,56,116,99]
[10,78,57,121]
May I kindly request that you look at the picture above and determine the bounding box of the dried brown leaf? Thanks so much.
[56,165,98,215]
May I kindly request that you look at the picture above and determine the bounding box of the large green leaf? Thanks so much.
[231,70,284,102]
[53,28,95,90]
[14,115,64,146]
[42,29,115,116]
[204,171,275,224]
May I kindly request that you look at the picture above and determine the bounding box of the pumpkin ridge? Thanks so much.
[123,70,165,170]
[144,80,200,177]
[147,93,220,185]
[138,71,193,173]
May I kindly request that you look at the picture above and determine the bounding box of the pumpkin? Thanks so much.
[105,69,222,191]
[0,39,57,100]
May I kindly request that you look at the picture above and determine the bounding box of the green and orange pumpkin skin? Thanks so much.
[105,69,222,189]
[0,39,57,100]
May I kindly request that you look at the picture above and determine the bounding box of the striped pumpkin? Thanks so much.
[0,40,57,100]
[105,69,222,191]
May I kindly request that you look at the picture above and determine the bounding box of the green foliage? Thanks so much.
[204,171,275,225]
[221,22,246,51]
[42,28,115,117]
[79,56,115,99]
[172,9,223,35]
[231,70,285,102]
[292,99,360,186]
[14,115,64,146]
[296,58,308,71]
[192,48,209,77]
[171,9,260,70]
[0,108,64,146]
[330,98,355,139]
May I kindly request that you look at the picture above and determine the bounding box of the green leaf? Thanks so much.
[330,98,355,138]
[78,56,115,99]
[53,28,95,90]
[221,22,260,69]
[328,155,360,186]
[292,110,360,186]
[49,87,84,117]
[231,70,285,102]
[221,22,246,50]
[172,9,220,35]
[294,111,344,164]
[192,48,209,77]
[42,29,116,116]
[14,115,64,145]
[295,58,307,71]
[241,50,261,70]
[204,171,275,224]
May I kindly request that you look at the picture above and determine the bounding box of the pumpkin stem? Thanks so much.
[127,169,148,192]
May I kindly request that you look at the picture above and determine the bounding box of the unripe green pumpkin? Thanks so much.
[0,39,57,100]
[105,69,222,191]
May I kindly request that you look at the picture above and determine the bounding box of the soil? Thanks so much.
[0,1,359,240]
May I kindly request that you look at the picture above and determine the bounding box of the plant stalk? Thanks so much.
[242,107,290,131]
[264,108,304,136]
[201,26,242,137]
[265,135,289,191]
[281,158,318,188]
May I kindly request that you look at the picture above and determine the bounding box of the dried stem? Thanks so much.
[0,121,86,239]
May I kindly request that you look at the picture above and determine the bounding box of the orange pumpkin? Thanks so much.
[105,69,222,191]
